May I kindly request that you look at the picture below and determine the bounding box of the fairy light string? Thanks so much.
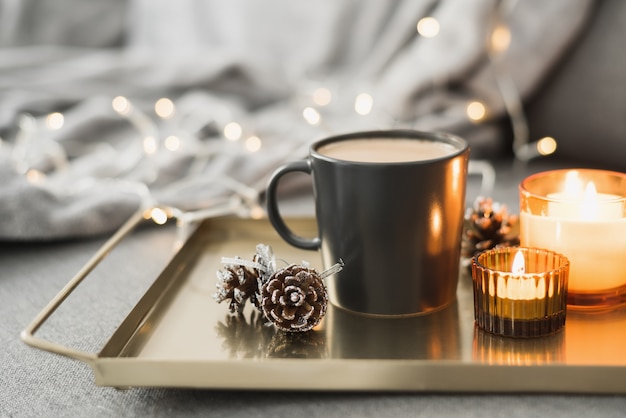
[3,3,556,227]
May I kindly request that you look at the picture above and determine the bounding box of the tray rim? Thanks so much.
[91,357,626,393]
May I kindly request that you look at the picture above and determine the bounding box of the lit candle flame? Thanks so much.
[511,250,525,274]
[563,171,602,219]
[548,171,623,220]
[563,171,583,196]
[582,181,599,220]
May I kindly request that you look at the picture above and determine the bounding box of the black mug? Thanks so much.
[266,130,469,316]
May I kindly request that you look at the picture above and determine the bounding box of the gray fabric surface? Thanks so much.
[0,0,594,240]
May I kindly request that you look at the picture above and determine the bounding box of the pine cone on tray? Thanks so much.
[461,197,520,269]
[213,257,262,314]
[261,264,328,333]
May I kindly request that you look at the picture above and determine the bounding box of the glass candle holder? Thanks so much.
[520,169,626,310]
[472,247,569,338]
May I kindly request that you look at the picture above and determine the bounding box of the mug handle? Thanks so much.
[266,159,321,250]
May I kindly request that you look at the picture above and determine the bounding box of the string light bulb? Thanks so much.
[155,97,175,119]
[466,101,487,121]
[417,17,440,38]
[491,24,511,53]
[354,93,373,115]
[143,136,158,154]
[164,135,181,151]
[223,122,242,141]
[312,87,332,106]
[25,169,46,184]
[245,135,262,152]
[249,205,265,220]
[149,207,169,225]
[515,136,558,161]
[45,112,64,130]
[537,136,557,156]
[302,107,321,125]
[112,96,131,115]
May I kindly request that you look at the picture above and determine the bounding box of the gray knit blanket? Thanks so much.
[0,0,593,239]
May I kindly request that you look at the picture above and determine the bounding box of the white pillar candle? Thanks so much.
[520,170,626,299]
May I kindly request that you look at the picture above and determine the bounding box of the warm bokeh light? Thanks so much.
[312,87,332,106]
[164,135,180,151]
[537,136,557,156]
[245,135,262,152]
[302,107,321,125]
[143,136,157,154]
[150,207,168,225]
[112,96,131,115]
[25,169,46,184]
[491,25,511,53]
[45,112,64,130]
[427,203,443,255]
[417,17,440,38]
[223,122,242,141]
[155,97,175,119]
[354,93,373,115]
[451,158,462,192]
[249,205,265,219]
[466,101,486,121]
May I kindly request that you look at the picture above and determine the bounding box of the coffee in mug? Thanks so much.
[317,138,458,163]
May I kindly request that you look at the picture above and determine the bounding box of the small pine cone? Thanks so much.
[214,258,261,314]
[261,264,328,333]
[462,197,520,263]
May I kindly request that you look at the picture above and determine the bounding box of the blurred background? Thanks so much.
[0,0,623,240]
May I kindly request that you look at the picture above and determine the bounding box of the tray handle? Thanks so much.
[20,209,149,364]
[20,198,244,364]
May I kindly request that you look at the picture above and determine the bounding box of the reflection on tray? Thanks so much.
[215,310,327,359]
[327,302,461,360]
[473,328,564,365]
[213,300,461,361]
[472,306,626,366]
[565,308,626,365]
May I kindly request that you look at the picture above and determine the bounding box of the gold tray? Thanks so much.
[21,208,626,393]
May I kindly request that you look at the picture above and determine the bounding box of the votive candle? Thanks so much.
[472,247,569,338]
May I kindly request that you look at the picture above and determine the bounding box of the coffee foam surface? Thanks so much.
[317,138,457,163]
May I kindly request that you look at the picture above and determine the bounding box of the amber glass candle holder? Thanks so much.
[472,247,569,338]
[520,169,626,310]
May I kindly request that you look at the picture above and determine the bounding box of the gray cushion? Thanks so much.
[526,0,626,171]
